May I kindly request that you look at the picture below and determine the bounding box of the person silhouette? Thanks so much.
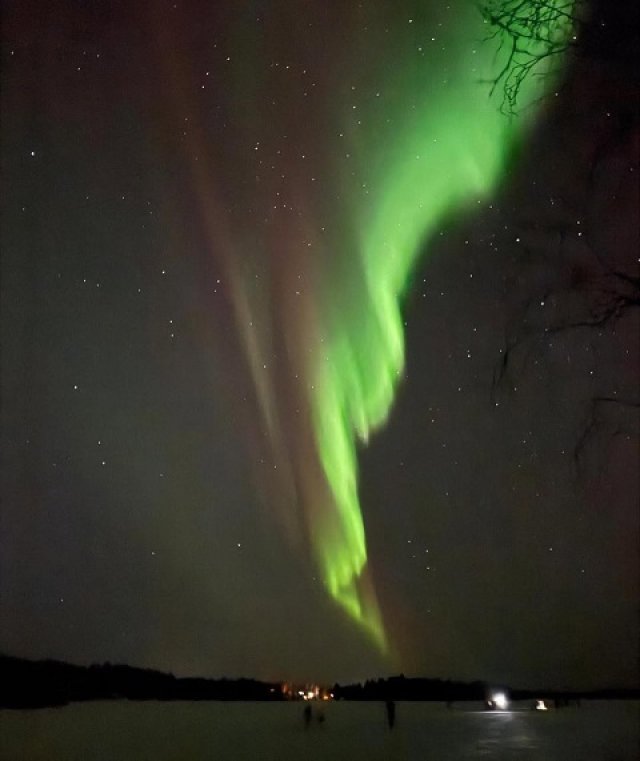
[385,698,396,730]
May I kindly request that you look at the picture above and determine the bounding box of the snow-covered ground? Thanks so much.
[1,700,637,760]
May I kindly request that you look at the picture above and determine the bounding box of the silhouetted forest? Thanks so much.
[0,655,283,708]
[331,675,639,703]
[332,676,487,702]
[2,655,637,709]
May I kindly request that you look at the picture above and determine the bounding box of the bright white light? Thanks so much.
[535,699,548,711]
[492,692,508,710]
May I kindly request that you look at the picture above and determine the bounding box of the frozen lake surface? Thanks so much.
[1,700,637,760]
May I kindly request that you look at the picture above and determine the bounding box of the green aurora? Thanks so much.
[308,1,574,650]
[181,1,576,655]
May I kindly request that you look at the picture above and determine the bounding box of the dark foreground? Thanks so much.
[1,700,638,760]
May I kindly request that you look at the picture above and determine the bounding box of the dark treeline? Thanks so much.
[0,655,283,709]
[332,675,487,702]
[2,655,638,709]
[331,675,640,703]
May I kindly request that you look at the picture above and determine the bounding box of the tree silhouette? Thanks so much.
[478,0,585,114]
[485,0,639,469]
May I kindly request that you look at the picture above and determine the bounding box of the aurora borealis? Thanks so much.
[308,3,575,646]
[172,2,574,648]
[2,0,638,689]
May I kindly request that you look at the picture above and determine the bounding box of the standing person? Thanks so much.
[385,698,396,730]
[303,703,312,728]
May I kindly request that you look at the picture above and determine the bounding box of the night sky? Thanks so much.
[1,0,638,689]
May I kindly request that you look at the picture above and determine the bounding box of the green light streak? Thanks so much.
[310,2,573,649]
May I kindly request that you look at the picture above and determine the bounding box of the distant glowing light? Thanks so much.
[535,699,549,711]
[492,692,509,710]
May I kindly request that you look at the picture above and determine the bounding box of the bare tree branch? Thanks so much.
[574,396,640,472]
[478,0,583,113]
